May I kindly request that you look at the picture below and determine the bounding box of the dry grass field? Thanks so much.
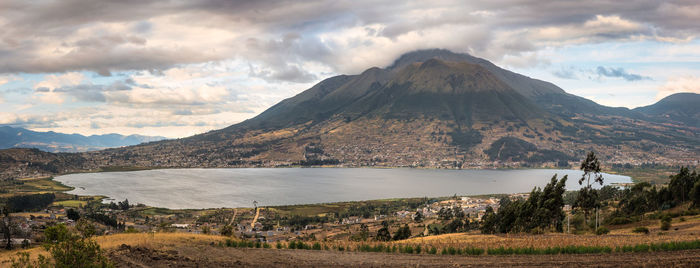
[2,225,699,267]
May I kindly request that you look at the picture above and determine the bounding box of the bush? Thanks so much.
[632,227,649,234]
[50,238,114,267]
[609,217,633,225]
[428,247,438,254]
[595,227,610,235]
[660,221,671,231]
[219,225,233,236]
[44,224,72,243]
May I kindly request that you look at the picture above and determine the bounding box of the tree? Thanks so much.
[413,211,423,223]
[375,221,391,241]
[480,175,567,234]
[577,151,604,222]
[66,209,80,221]
[669,167,699,204]
[392,224,411,240]
[579,151,604,187]
[220,225,233,237]
[76,219,96,238]
[118,199,130,210]
[691,180,700,207]
[44,224,72,243]
[479,206,497,234]
[1,206,12,250]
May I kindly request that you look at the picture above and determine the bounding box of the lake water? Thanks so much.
[55,168,631,209]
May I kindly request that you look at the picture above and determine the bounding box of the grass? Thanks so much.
[0,233,227,265]
[51,200,88,208]
[4,231,700,266]
[269,197,432,217]
[608,165,692,184]
[98,166,155,172]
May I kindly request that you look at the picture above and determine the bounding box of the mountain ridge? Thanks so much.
[0,126,166,153]
[634,93,700,127]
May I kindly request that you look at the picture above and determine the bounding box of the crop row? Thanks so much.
[220,239,700,256]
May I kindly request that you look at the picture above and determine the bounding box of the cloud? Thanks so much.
[53,80,133,102]
[2,0,700,77]
[553,67,579,80]
[0,75,22,87]
[3,0,700,137]
[657,75,700,99]
[32,72,85,90]
[596,66,651,81]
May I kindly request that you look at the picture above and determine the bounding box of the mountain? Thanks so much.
[85,49,698,169]
[0,126,166,152]
[634,93,700,128]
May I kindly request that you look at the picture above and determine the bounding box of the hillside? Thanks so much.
[0,148,87,180]
[80,49,698,169]
[0,126,166,153]
[634,93,700,128]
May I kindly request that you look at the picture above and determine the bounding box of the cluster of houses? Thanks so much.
[393,195,527,222]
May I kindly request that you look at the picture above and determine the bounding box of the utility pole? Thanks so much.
[567,213,570,234]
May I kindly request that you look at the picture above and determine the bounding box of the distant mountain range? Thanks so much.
[83,49,697,169]
[0,126,166,152]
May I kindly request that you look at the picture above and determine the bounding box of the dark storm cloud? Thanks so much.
[1,0,699,78]
[596,66,651,81]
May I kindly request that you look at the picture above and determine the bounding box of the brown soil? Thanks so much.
[107,244,700,267]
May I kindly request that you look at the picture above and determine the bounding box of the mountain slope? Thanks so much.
[634,93,700,127]
[0,126,166,152]
[85,50,699,169]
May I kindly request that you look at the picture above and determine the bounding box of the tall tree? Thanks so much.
[1,207,11,249]
[579,151,603,187]
[479,206,497,234]
[576,151,604,222]
[669,167,698,204]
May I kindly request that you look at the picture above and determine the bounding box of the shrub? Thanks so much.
[609,217,633,225]
[219,225,233,236]
[463,247,484,255]
[44,224,72,243]
[595,227,610,235]
[49,238,114,267]
[660,221,671,231]
[632,227,649,234]
[428,247,438,254]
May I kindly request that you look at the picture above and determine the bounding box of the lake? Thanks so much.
[55,168,632,209]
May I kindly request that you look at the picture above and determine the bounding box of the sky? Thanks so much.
[1,0,699,138]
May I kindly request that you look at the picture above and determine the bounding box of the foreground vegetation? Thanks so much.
[2,151,700,266]
[219,238,700,256]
